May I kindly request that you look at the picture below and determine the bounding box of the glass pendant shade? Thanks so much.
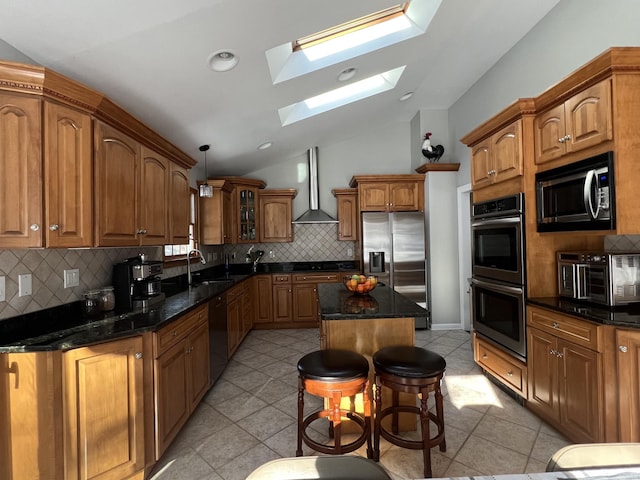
[198,144,214,197]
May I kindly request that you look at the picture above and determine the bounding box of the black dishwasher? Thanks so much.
[209,293,228,385]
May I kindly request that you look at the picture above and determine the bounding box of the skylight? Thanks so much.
[265,0,442,84]
[278,66,406,126]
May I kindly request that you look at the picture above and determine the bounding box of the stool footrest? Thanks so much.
[377,405,445,450]
[300,409,370,456]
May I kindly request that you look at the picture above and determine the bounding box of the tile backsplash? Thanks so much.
[0,224,355,320]
[605,234,640,252]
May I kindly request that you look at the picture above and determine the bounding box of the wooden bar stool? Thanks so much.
[372,345,446,478]
[296,349,373,458]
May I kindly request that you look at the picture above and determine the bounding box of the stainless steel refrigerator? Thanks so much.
[362,211,429,329]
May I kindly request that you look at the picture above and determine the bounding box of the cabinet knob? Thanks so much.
[30,224,40,231]
[49,224,60,231]
[134,352,143,359]
[552,322,560,329]
[137,228,147,234]
[619,345,628,353]
[564,134,572,141]
[558,137,565,143]
[172,331,178,337]
[549,348,556,356]
[482,353,488,359]
[507,370,513,377]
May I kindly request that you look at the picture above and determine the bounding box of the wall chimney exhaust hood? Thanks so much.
[293,147,338,224]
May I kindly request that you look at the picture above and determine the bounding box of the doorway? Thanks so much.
[457,184,472,331]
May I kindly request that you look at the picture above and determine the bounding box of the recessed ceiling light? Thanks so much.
[337,67,357,82]
[257,142,273,150]
[399,92,413,101]
[208,50,239,72]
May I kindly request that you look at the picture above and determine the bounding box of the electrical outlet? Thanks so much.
[0,276,5,302]
[269,250,275,259]
[347,248,353,257]
[64,269,80,288]
[18,274,32,297]
[212,252,218,261]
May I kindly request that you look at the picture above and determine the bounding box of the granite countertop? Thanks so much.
[528,297,640,329]
[0,260,361,353]
[317,283,429,320]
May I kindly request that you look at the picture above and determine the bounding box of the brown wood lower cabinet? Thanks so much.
[254,272,344,329]
[616,328,640,441]
[473,334,527,398]
[227,281,253,357]
[63,336,146,480]
[153,304,209,459]
[526,306,604,443]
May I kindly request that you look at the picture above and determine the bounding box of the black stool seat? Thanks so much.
[297,349,369,381]
[373,345,446,378]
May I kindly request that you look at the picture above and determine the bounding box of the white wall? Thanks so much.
[247,120,413,219]
[450,0,640,186]
[0,39,36,64]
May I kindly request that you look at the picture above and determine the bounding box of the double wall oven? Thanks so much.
[471,193,526,360]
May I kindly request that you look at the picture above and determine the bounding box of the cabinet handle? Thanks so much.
[137,228,147,235]
[49,224,60,231]
[135,352,143,359]
[619,345,628,353]
[552,322,560,329]
[507,370,513,377]
[482,353,488,359]
[30,224,40,231]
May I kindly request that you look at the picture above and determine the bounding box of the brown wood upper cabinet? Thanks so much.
[0,93,43,248]
[199,179,234,245]
[45,101,94,247]
[259,189,297,243]
[96,121,188,247]
[349,174,425,212]
[470,120,523,190]
[0,61,196,249]
[332,188,358,241]
[535,79,612,165]
[169,163,191,244]
[210,177,266,244]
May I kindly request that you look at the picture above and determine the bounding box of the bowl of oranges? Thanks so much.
[344,274,378,295]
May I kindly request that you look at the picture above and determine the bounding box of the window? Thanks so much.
[164,188,199,262]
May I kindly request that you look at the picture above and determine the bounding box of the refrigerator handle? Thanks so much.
[370,251,385,273]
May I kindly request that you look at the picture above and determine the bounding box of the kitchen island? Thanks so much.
[317,283,429,430]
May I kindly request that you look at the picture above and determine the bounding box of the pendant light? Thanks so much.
[198,144,213,198]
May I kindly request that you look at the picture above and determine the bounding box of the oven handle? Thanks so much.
[471,216,521,228]
[583,169,599,220]
[471,277,524,295]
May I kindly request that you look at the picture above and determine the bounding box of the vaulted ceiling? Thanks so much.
[0,0,559,174]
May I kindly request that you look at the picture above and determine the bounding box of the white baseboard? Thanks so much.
[430,323,464,331]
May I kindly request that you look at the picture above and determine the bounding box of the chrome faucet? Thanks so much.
[187,249,206,286]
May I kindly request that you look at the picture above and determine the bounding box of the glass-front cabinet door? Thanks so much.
[238,187,257,242]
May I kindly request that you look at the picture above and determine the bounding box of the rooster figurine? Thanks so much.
[421,132,445,163]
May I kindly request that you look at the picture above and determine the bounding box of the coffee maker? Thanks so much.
[113,254,164,312]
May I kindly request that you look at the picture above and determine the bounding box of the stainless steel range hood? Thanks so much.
[293,147,338,224]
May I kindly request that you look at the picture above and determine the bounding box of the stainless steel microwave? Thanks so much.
[536,151,615,232]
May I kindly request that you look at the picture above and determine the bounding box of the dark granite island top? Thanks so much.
[316,283,427,432]
[317,283,429,320]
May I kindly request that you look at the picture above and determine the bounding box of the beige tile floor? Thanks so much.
[148,328,571,480]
